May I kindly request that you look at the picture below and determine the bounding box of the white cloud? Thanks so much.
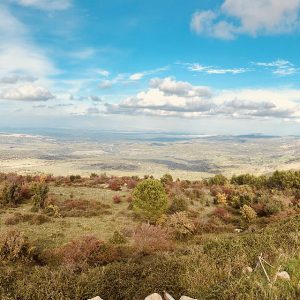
[149,77,212,98]
[255,59,298,76]
[11,0,72,11]
[96,69,110,77]
[1,84,55,101]
[0,6,56,78]
[185,63,248,74]
[105,78,300,120]
[99,67,167,88]
[129,67,168,81]
[71,48,96,60]
[191,0,300,39]
[0,74,37,84]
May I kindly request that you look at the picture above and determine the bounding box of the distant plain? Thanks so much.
[0,129,299,179]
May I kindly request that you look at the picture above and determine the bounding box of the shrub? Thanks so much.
[0,183,22,207]
[231,173,267,188]
[31,182,49,210]
[133,223,172,254]
[0,230,36,262]
[109,231,127,244]
[229,185,255,209]
[108,177,123,191]
[165,212,195,240]
[113,194,121,204]
[69,175,81,182]
[45,197,111,218]
[126,179,138,189]
[213,207,230,221]
[240,205,257,224]
[133,179,168,223]
[215,192,227,205]
[160,173,173,186]
[56,235,126,270]
[268,170,300,189]
[4,212,50,226]
[168,195,188,214]
[208,174,228,186]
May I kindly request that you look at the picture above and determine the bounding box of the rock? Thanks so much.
[145,293,163,300]
[88,297,103,300]
[276,271,290,281]
[179,297,198,300]
[243,266,253,274]
[163,291,175,300]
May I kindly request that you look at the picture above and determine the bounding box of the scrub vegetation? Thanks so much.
[0,170,299,299]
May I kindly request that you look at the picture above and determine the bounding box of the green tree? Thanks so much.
[133,179,168,222]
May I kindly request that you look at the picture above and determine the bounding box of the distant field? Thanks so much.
[0,131,299,179]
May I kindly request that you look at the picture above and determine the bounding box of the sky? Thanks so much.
[0,0,300,135]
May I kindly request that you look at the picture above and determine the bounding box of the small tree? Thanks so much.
[133,179,168,222]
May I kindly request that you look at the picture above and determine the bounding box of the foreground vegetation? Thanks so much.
[0,170,299,299]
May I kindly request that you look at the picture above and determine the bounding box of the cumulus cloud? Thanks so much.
[11,0,72,11]
[150,77,212,98]
[191,0,300,39]
[255,59,298,76]
[104,78,300,120]
[1,84,55,101]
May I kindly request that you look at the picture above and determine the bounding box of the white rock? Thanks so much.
[164,291,175,300]
[145,293,163,300]
[243,266,253,274]
[179,297,198,300]
[276,271,290,281]
[88,297,103,300]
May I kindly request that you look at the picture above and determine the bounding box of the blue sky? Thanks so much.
[1,0,300,134]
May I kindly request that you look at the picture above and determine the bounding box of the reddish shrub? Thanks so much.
[113,195,121,204]
[108,177,123,191]
[126,179,138,189]
[56,235,125,269]
[213,207,230,220]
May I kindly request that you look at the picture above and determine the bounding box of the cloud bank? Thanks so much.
[105,77,300,120]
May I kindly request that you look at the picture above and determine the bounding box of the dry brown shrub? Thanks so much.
[0,230,36,262]
[45,197,111,217]
[133,223,173,254]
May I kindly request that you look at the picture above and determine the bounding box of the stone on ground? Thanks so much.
[276,271,290,281]
[145,293,163,300]
[163,291,175,300]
